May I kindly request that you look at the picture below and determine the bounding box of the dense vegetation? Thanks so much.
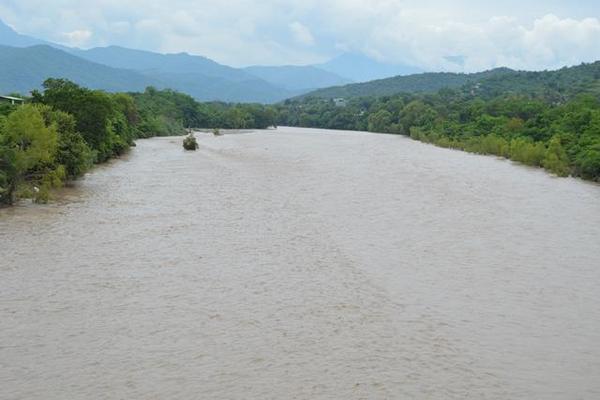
[278,80,600,181]
[300,62,600,100]
[299,69,506,99]
[131,87,277,136]
[1,79,276,205]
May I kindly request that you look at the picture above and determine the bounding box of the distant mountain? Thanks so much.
[298,68,516,99]
[69,46,299,102]
[6,18,506,103]
[143,70,299,103]
[0,45,161,95]
[244,65,352,91]
[316,53,423,82]
[74,48,352,98]
[70,46,253,81]
[0,20,297,102]
[0,19,48,47]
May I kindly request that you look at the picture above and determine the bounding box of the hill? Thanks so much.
[299,62,600,101]
[298,68,515,99]
[0,45,161,95]
[463,62,600,100]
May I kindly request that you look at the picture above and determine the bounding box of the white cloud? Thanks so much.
[520,15,600,68]
[289,21,315,46]
[0,1,599,70]
[61,29,92,47]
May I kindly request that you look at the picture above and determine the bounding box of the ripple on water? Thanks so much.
[1,128,600,399]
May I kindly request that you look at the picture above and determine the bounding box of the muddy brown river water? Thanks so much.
[2,127,600,399]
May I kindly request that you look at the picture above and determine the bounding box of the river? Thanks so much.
[2,127,600,399]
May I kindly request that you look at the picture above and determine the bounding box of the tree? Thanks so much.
[575,142,600,180]
[33,79,118,161]
[368,110,392,133]
[0,105,58,204]
[542,136,570,177]
[399,100,438,135]
[37,106,93,180]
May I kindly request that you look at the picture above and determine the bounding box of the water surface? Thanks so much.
[2,127,600,399]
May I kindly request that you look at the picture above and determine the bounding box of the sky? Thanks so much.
[0,0,599,71]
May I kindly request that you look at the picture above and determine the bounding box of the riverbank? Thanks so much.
[276,92,600,182]
[0,80,277,206]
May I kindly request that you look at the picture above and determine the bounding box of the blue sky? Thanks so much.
[0,0,599,71]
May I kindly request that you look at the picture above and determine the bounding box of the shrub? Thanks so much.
[183,133,199,150]
[543,136,571,177]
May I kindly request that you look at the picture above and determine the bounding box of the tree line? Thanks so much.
[276,89,600,181]
[0,79,277,205]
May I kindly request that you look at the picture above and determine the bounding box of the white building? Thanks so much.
[0,95,24,105]
[333,98,348,107]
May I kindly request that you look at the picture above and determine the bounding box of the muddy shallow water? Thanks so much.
[2,127,600,399]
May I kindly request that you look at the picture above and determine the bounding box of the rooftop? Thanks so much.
[0,95,24,101]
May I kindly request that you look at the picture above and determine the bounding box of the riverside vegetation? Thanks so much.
[278,62,600,181]
[0,78,276,205]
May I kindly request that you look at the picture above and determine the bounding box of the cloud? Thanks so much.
[378,13,600,71]
[0,1,599,70]
[289,21,315,46]
[521,15,600,68]
[61,29,92,47]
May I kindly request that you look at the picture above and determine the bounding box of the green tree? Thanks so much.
[368,110,392,133]
[399,101,438,135]
[33,79,119,161]
[0,105,58,204]
[575,142,600,180]
[542,136,570,177]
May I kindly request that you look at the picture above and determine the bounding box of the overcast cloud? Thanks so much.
[0,0,599,71]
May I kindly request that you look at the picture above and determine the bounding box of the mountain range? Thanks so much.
[0,45,158,94]
[8,18,589,105]
[0,19,422,103]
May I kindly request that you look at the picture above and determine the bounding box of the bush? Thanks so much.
[575,142,600,180]
[183,133,199,150]
[510,138,546,167]
[543,136,571,177]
